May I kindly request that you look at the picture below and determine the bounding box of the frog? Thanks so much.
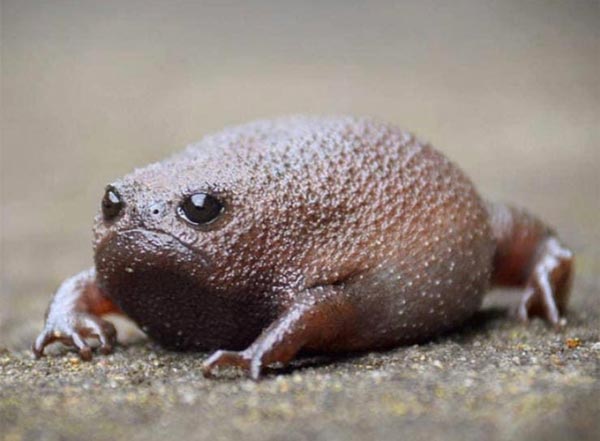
[33,116,574,379]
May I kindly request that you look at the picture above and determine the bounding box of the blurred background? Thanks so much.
[2,0,599,335]
[1,1,598,440]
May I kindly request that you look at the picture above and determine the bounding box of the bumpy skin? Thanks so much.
[33,116,574,379]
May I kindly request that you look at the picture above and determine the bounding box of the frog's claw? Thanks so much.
[33,330,54,359]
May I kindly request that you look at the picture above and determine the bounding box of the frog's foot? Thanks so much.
[204,343,301,380]
[202,350,252,378]
[203,338,302,380]
[517,237,574,327]
[33,268,122,361]
[33,313,117,361]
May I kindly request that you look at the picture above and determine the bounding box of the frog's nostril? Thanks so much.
[102,186,123,221]
[149,202,166,217]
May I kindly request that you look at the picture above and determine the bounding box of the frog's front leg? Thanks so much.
[33,267,121,360]
[202,285,356,379]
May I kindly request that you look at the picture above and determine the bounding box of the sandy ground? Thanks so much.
[1,1,599,440]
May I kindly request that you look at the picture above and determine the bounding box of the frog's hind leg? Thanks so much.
[487,202,574,326]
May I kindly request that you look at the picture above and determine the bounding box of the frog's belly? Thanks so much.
[95,230,275,350]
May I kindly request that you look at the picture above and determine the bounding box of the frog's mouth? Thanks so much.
[94,229,264,351]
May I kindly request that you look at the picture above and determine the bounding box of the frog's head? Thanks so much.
[92,156,278,350]
[93,162,231,252]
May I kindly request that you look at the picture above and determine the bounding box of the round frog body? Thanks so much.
[34,116,573,379]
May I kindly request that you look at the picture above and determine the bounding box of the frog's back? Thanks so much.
[177,116,495,347]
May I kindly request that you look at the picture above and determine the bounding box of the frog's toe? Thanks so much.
[517,285,564,329]
[249,357,265,381]
[82,316,117,355]
[202,350,251,377]
[70,332,94,361]
[33,329,55,358]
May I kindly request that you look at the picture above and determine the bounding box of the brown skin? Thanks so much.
[33,116,574,379]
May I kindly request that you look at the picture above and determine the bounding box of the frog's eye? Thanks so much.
[102,186,124,220]
[178,193,224,226]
